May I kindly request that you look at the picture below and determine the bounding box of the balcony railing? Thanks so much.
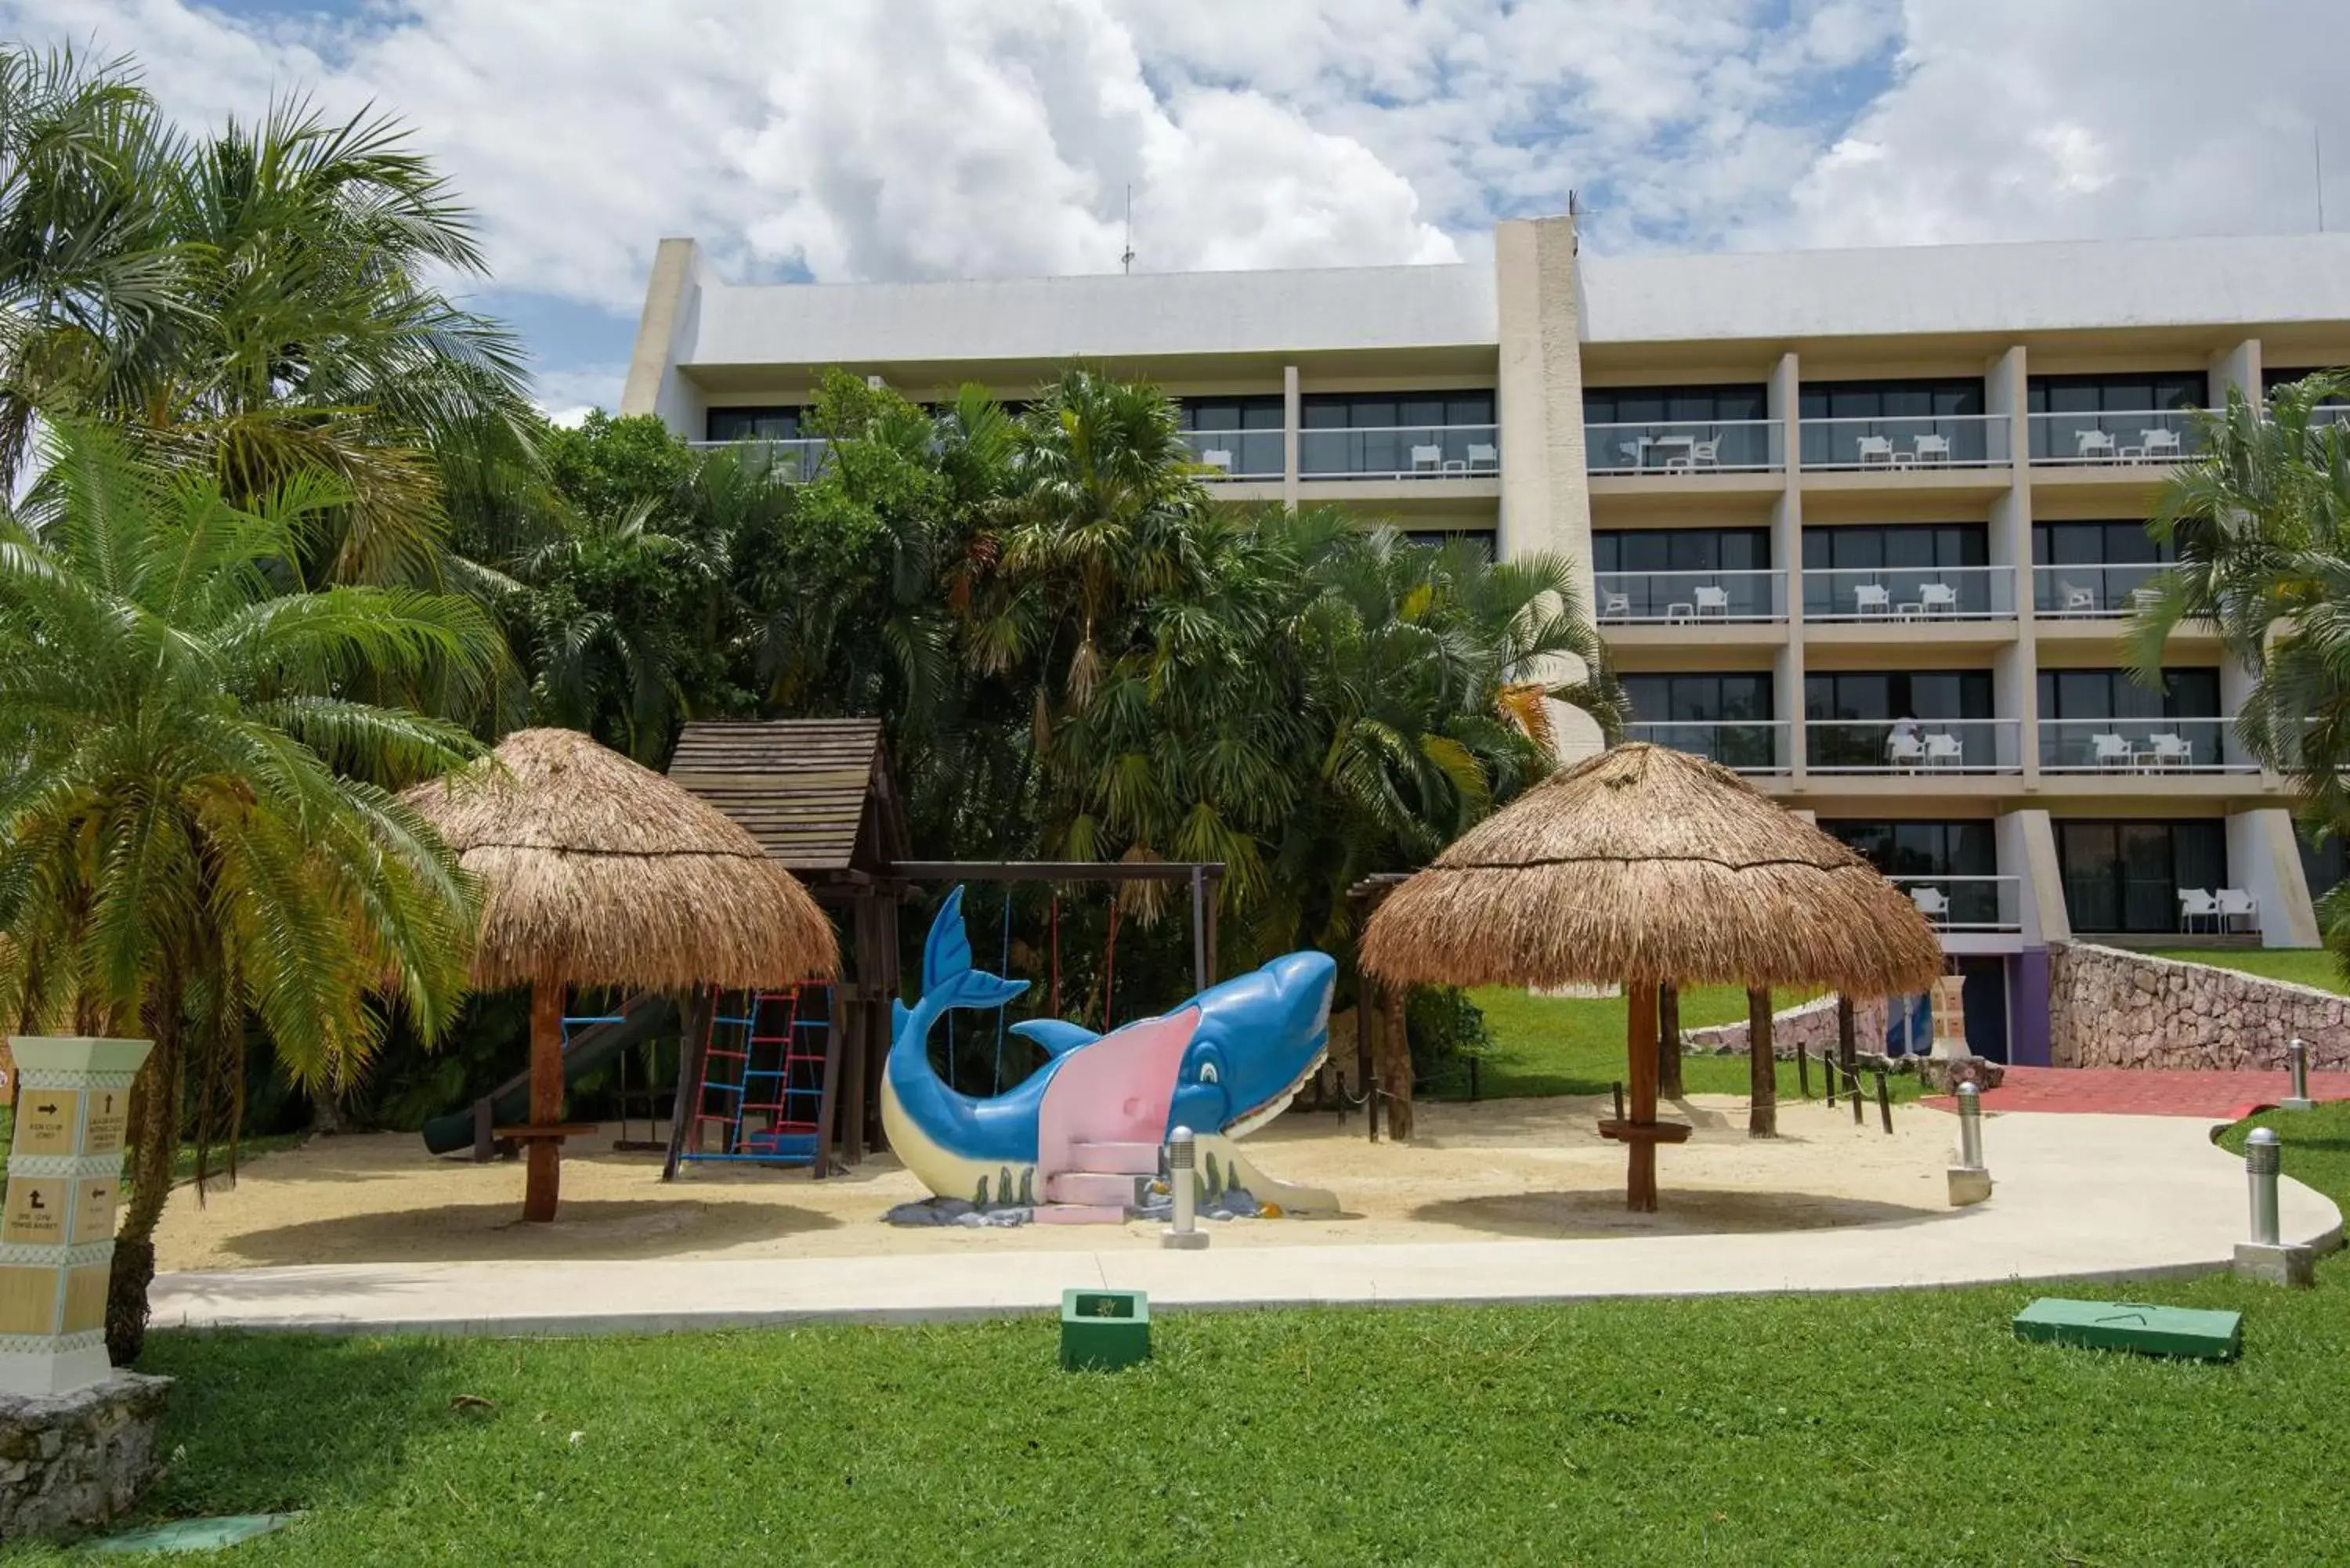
[1596,569,1787,623]
[1585,420,1784,475]
[2032,563,2167,618]
[1800,414,2009,471]
[1182,429,1284,480]
[1623,721,1791,774]
[686,437,832,481]
[1891,874,2023,934]
[1806,718,2023,775]
[2026,409,2204,466]
[2037,717,2254,773]
[1801,565,2015,621]
[1298,425,1498,481]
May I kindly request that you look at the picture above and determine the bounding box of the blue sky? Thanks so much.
[9,0,2347,417]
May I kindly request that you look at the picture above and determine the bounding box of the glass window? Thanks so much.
[2030,521,2172,566]
[1798,378,1985,420]
[2034,668,2221,720]
[2055,820,2228,932]
[707,406,806,442]
[1622,673,1776,768]
[2302,829,2348,901]
[2265,366,2350,404]
[1301,392,1492,428]
[1821,821,1997,876]
[1593,528,1769,574]
[1585,384,1768,425]
[2026,372,2205,413]
[1805,671,1993,721]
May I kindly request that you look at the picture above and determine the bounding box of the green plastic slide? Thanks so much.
[419,994,674,1157]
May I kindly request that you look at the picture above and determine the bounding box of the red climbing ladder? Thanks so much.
[682,986,831,1167]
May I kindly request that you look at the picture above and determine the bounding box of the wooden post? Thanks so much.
[523,981,563,1223]
[1747,985,1776,1138]
[1355,967,1378,1142]
[838,898,870,1165]
[661,986,713,1182]
[1380,983,1414,1143]
[1838,996,1861,1126]
[1657,981,1685,1099]
[870,891,900,1152]
[1625,977,1660,1212]
[811,981,846,1178]
[1189,865,1208,995]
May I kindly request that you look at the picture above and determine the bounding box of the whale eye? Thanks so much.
[1198,1062,1219,1084]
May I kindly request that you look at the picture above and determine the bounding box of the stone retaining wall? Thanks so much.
[1683,994,1893,1058]
[0,1371,171,1542]
[2049,942,2350,1071]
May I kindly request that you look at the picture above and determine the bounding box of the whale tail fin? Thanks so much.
[920,885,1030,1014]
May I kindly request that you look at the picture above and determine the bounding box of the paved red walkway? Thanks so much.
[1926,1065,2350,1120]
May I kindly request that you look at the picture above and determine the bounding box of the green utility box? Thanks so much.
[2013,1298,2242,1361]
[1060,1288,1151,1371]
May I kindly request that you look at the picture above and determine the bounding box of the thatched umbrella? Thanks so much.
[406,728,837,1221]
[1359,743,1941,1211]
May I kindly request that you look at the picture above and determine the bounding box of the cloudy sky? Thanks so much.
[8,0,2343,419]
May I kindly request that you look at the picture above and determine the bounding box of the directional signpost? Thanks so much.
[0,1038,150,1396]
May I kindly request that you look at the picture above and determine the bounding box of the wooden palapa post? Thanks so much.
[1657,981,1685,1099]
[1746,985,1776,1138]
[523,980,563,1223]
[1624,976,1661,1211]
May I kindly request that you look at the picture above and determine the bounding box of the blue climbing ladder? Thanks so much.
[680,986,831,1167]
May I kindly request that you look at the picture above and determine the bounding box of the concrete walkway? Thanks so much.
[148,1110,2342,1337]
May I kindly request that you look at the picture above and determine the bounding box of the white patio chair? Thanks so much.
[2056,580,2097,616]
[1199,448,1235,475]
[1410,444,1444,474]
[1923,732,1965,769]
[2144,732,2193,770]
[2074,428,2117,462]
[1856,435,1894,466]
[1688,435,1723,468]
[2090,732,2132,771]
[1885,730,1926,771]
[1853,583,1892,616]
[1918,582,1958,616]
[1618,440,1644,470]
[1466,443,1499,472]
[2178,887,2220,934]
[1911,432,1951,464]
[1600,590,1632,621]
[1694,585,1730,619]
[2139,428,2184,463]
[2216,888,2261,934]
[1909,886,1950,923]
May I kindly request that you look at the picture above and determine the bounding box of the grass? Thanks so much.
[14,1101,2347,1565]
[2146,946,2350,995]
[1439,984,1918,1104]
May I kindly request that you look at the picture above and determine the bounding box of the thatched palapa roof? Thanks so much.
[405,728,838,992]
[1360,743,1943,995]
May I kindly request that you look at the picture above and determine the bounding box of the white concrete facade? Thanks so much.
[624,222,2350,1003]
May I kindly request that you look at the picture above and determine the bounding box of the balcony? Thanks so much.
[1181,428,1284,480]
[1806,719,2024,775]
[685,437,832,481]
[1802,565,2015,621]
[1298,425,1498,481]
[2032,563,2165,618]
[1596,569,1787,624]
[1623,721,1791,774]
[1799,414,2008,471]
[1890,874,2024,934]
[1585,420,1783,475]
[2037,717,2254,773]
[2027,409,2203,466]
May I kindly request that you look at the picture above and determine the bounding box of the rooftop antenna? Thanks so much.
[1121,184,1136,274]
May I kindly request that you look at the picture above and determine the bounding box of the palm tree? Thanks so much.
[0,423,497,1360]
[2131,372,2350,822]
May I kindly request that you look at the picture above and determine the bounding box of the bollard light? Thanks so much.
[2284,1038,2315,1111]
[1162,1125,1208,1251]
[1956,1082,1985,1171]
[2247,1127,2282,1248]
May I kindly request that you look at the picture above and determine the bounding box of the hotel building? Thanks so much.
[622,218,2350,1062]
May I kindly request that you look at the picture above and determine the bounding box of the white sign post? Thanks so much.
[0,1038,150,1397]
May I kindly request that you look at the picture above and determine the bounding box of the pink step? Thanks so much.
[1046,1172,1138,1206]
[1033,1203,1128,1225]
[1068,1140,1159,1176]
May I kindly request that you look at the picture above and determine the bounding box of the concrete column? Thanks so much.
[2001,807,2071,945]
[1282,363,1301,509]
[2228,807,2322,948]
[620,237,710,435]
[1493,215,1591,581]
[1771,352,1805,784]
[2211,338,2261,408]
[1989,345,2037,781]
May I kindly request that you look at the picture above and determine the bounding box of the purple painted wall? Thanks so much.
[2008,948,2052,1066]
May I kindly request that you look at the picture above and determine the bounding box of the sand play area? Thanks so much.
[154,1093,1959,1273]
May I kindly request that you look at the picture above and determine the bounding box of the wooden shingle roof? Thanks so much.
[666,719,904,877]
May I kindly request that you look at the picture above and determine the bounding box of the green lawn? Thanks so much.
[2147,946,2350,995]
[14,1102,2344,1565]
[1440,984,1915,1104]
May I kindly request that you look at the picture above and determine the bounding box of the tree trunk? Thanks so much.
[107,963,186,1367]
[1379,984,1415,1143]
[1747,986,1777,1138]
[524,981,563,1223]
[1657,981,1685,1099]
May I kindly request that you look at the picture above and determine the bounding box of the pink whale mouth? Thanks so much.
[1034,1007,1198,1178]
